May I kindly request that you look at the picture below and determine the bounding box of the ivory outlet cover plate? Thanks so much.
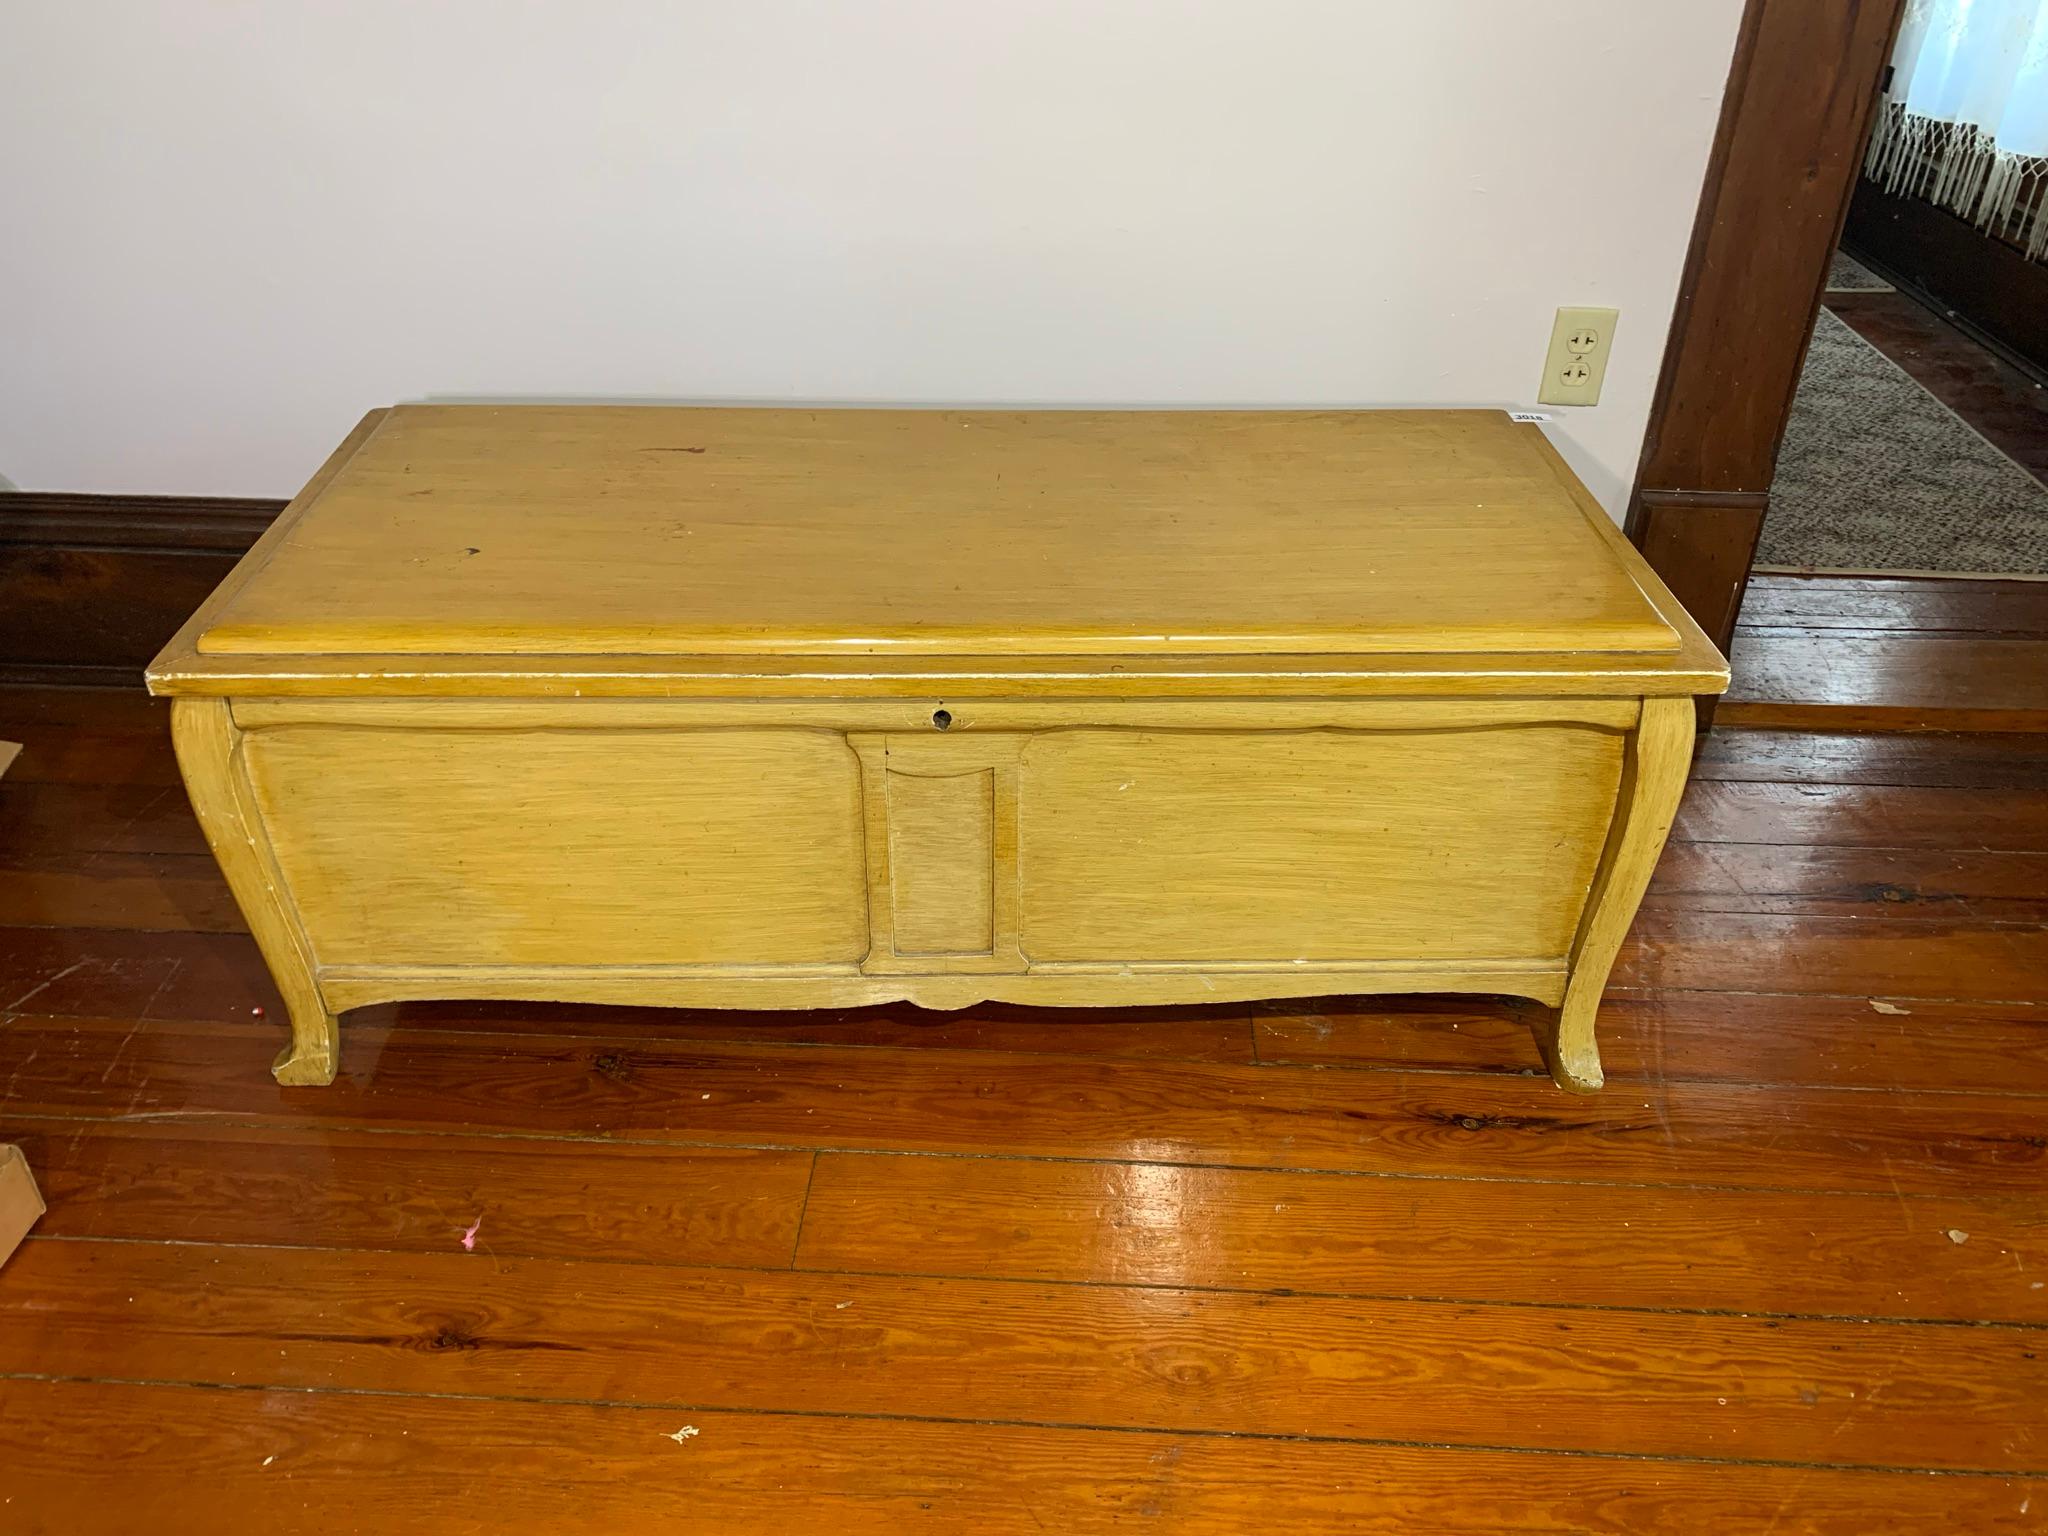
[1539,306,1620,407]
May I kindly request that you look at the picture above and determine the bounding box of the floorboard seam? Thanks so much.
[0,1109,2037,1198]
[787,1151,819,1269]
[17,1231,2048,1333]
[0,1371,2030,1480]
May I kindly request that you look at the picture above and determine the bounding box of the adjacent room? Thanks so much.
[2,3,2044,1532]
[1728,1,2048,727]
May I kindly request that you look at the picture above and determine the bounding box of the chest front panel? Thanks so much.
[232,702,1630,985]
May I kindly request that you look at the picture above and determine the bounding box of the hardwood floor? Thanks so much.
[3,687,2047,1532]
[1724,573,2048,730]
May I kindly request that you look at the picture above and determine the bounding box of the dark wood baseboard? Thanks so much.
[0,493,283,686]
[1843,178,2048,374]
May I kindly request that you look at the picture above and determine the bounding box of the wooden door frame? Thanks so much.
[1626,0,1908,667]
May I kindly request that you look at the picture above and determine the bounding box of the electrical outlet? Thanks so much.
[1538,306,1619,407]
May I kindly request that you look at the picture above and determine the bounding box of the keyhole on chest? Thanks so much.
[931,709,953,731]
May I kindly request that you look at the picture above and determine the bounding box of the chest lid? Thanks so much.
[194,405,1679,660]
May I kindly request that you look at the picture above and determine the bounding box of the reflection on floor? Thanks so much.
[1,684,2046,1531]
[1726,570,2048,729]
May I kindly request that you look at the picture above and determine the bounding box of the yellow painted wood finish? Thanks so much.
[155,646,1727,702]
[852,733,1026,976]
[148,406,1728,1090]
[314,962,1570,1017]
[883,770,995,956]
[228,697,1646,734]
[1550,695,1698,1093]
[239,727,869,968]
[188,407,1679,662]
[168,698,337,1085]
[1017,725,1624,964]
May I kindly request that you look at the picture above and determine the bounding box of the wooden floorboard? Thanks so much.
[6,1238,2043,1473]
[1672,776,2048,850]
[1695,726,2048,789]
[1723,628,2048,733]
[4,1120,814,1269]
[8,1379,2033,1536]
[0,851,246,933]
[1255,991,2048,1094]
[0,725,183,788]
[1647,838,2048,923]
[3,1110,2039,1324]
[0,926,279,1022]
[794,1150,2048,1325]
[4,686,2048,1528]
[0,780,207,859]
[9,1012,2048,1197]
[1616,908,2048,1001]
[1734,577,2048,639]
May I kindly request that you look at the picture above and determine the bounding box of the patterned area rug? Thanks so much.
[1825,251,1893,293]
[1758,308,2048,574]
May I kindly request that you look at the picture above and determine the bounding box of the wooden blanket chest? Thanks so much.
[149,406,1727,1091]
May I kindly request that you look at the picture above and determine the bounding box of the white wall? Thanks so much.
[0,1,1741,515]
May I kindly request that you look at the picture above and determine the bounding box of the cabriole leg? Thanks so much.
[273,1009,342,1086]
[1550,696,1696,1094]
[1548,993,1609,1095]
[168,697,339,1086]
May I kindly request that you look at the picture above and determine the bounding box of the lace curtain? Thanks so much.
[1867,0,2048,259]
